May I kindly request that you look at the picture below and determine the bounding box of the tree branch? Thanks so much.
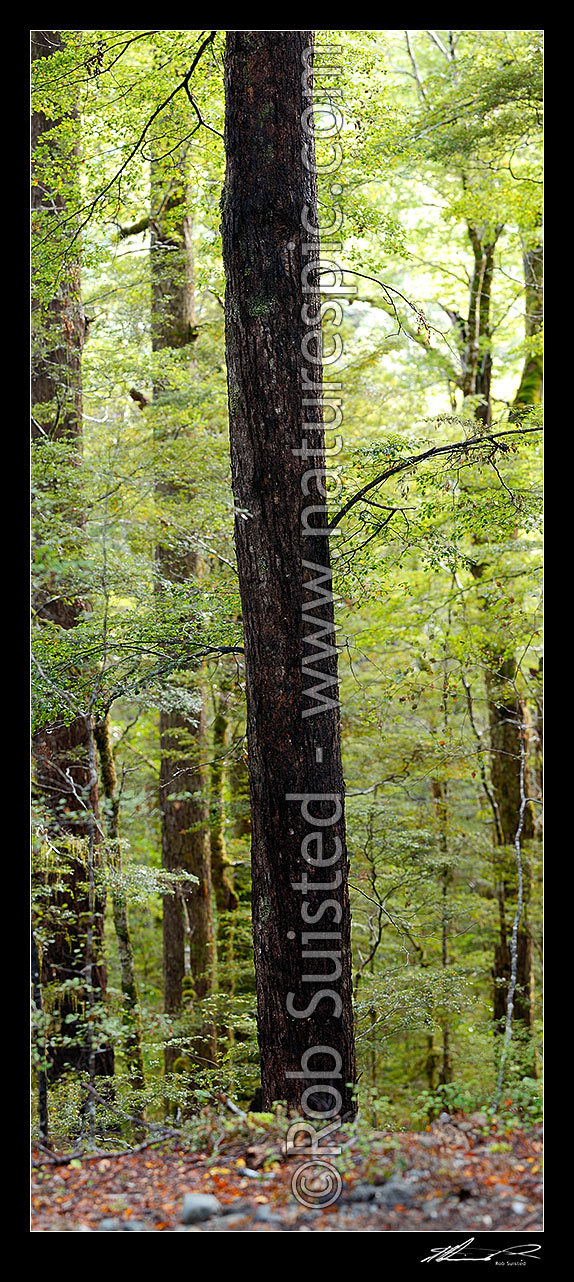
[328,427,542,532]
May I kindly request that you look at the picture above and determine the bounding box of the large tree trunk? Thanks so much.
[31,30,112,1081]
[222,31,356,1117]
[149,154,215,1069]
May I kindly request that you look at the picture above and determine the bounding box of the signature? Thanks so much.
[421,1238,541,1263]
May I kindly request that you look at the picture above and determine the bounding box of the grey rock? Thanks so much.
[97,1216,148,1232]
[346,1183,377,1204]
[252,1204,283,1225]
[181,1193,222,1225]
[374,1176,415,1207]
[214,1214,247,1229]
[219,1199,256,1217]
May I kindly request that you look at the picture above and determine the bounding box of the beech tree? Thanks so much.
[149,152,215,1056]
[31,29,112,1082]
[221,30,356,1116]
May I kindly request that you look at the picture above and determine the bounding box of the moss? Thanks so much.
[247,298,274,317]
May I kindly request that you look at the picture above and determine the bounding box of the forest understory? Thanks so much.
[32,1111,542,1233]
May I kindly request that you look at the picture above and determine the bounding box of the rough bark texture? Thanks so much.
[31,30,112,1081]
[222,31,356,1116]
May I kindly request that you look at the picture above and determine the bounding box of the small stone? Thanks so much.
[512,1201,527,1215]
[253,1205,283,1225]
[123,1220,147,1231]
[98,1218,123,1232]
[216,1214,249,1229]
[374,1176,415,1207]
[219,1199,256,1216]
[181,1193,222,1225]
[482,1215,493,1227]
[346,1183,377,1204]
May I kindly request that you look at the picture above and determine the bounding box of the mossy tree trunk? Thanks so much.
[511,238,543,416]
[31,30,112,1083]
[488,238,542,1044]
[209,690,239,975]
[461,224,503,428]
[149,150,215,1076]
[94,716,146,1094]
[430,779,452,1086]
[486,655,536,1032]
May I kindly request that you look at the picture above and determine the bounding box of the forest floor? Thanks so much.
[31,1112,542,1232]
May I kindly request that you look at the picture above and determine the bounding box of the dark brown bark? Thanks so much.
[31,31,112,1081]
[222,31,356,1116]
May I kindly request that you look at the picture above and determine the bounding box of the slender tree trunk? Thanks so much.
[430,779,452,1085]
[222,31,356,1116]
[149,153,215,1072]
[94,717,146,1093]
[31,928,49,1144]
[487,655,536,1031]
[31,31,112,1081]
[461,224,502,427]
[229,751,251,839]
[511,239,543,415]
[488,239,542,1041]
[210,692,239,974]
